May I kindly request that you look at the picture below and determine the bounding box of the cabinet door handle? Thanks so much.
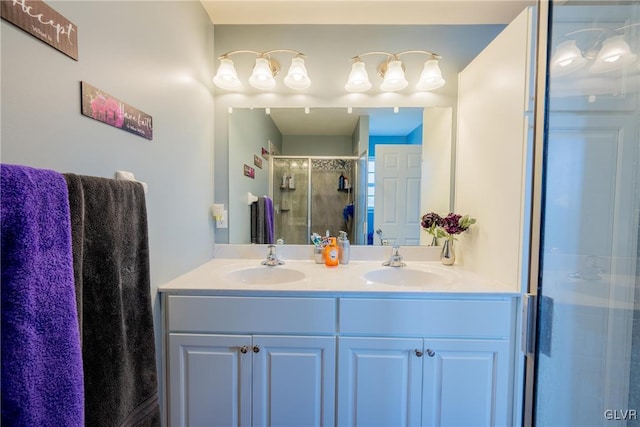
[426,348,436,357]
[415,349,423,357]
[253,345,261,353]
[240,345,249,354]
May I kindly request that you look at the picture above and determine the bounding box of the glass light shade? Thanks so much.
[249,57,277,90]
[550,40,586,76]
[590,35,637,73]
[344,61,372,92]
[212,58,242,90]
[283,57,311,89]
[416,59,446,91]
[380,60,408,92]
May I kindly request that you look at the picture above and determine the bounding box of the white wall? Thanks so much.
[1,0,216,377]
[454,8,534,289]
[420,107,453,246]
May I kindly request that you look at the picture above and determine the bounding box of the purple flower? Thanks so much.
[420,212,442,229]
[441,213,467,235]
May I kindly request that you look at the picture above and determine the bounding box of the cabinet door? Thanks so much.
[337,336,424,427]
[421,339,511,427]
[252,335,336,427]
[169,333,252,427]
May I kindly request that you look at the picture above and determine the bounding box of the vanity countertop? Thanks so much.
[159,248,518,296]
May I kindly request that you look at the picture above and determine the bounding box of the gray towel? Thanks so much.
[63,174,160,427]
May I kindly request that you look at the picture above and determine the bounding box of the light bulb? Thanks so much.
[550,40,586,76]
[249,57,276,90]
[590,35,637,74]
[380,60,408,92]
[284,57,311,89]
[416,59,446,90]
[213,58,242,90]
[345,61,372,92]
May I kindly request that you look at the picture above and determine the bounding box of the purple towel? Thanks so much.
[1,164,84,426]
[265,196,275,244]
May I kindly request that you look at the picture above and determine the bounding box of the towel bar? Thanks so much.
[115,170,148,194]
[247,192,258,205]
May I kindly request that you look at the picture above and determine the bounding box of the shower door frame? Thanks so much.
[270,155,360,245]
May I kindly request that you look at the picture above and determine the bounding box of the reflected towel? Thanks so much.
[250,201,258,243]
[1,164,84,427]
[257,197,266,243]
[265,196,274,244]
[252,196,274,244]
[64,173,160,427]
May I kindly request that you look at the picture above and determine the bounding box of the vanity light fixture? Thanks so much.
[345,50,445,93]
[550,24,639,76]
[213,49,311,91]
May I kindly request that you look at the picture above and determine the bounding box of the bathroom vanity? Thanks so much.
[160,247,520,427]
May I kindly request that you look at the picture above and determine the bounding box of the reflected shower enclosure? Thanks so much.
[271,156,359,244]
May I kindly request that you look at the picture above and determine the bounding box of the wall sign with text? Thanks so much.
[1,0,78,60]
[81,82,153,140]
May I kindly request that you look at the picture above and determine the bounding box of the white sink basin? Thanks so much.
[364,267,449,286]
[226,266,306,285]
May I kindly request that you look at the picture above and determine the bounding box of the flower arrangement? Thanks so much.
[421,212,476,243]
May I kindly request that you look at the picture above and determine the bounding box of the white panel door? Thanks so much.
[337,336,423,427]
[168,333,252,427]
[252,335,336,427]
[374,145,422,245]
[422,339,511,427]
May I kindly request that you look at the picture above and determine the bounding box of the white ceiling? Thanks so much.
[200,1,535,25]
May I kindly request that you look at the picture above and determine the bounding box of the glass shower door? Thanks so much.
[533,1,640,425]
[272,157,310,244]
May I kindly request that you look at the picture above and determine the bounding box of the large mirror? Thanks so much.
[214,13,531,246]
[227,106,453,245]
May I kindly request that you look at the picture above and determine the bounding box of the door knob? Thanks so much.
[415,349,423,357]
[426,348,436,357]
[253,345,261,353]
[240,345,249,354]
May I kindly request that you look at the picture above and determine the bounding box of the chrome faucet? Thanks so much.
[262,244,285,266]
[376,228,389,246]
[382,245,405,267]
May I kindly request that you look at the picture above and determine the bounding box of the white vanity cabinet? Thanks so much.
[164,295,337,427]
[337,298,515,427]
[162,293,517,427]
